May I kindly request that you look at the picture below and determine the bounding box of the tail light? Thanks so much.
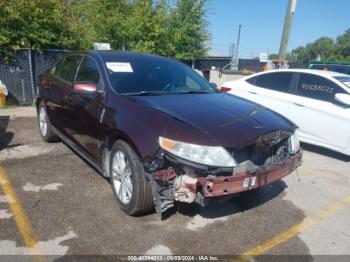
[220,86,231,93]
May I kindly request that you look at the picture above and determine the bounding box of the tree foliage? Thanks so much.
[0,0,91,57]
[167,0,210,59]
[288,29,350,63]
[0,0,210,60]
[82,0,129,50]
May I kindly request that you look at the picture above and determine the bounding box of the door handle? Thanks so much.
[293,102,305,107]
[248,91,257,94]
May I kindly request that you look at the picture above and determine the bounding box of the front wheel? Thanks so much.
[109,140,154,215]
[37,103,59,142]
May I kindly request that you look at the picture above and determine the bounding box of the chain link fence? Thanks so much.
[0,49,67,105]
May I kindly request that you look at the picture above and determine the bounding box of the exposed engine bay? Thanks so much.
[143,130,302,217]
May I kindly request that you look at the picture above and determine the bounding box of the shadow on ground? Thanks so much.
[0,116,14,151]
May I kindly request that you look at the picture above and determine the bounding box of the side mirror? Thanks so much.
[73,82,97,93]
[335,93,350,106]
[209,82,218,89]
[220,86,231,93]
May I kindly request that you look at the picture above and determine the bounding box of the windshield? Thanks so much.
[104,56,217,95]
[334,76,350,88]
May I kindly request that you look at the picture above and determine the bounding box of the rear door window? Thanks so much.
[296,73,346,103]
[55,55,82,83]
[246,72,293,93]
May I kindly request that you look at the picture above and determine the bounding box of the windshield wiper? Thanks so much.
[123,91,163,96]
[123,90,214,96]
[178,90,213,94]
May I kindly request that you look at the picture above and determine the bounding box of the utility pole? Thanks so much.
[234,24,242,71]
[230,43,235,69]
[278,0,297,62]
[226,25,241,72]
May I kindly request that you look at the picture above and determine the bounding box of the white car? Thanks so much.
[222,69,350,156]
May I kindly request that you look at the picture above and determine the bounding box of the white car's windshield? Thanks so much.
[334,76,350,89]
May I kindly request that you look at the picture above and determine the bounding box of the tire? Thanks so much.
[109,140,154,215]
[37,102,59,142]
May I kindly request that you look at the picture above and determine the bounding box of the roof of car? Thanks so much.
[250,68,349,78]
[88,50,169,61]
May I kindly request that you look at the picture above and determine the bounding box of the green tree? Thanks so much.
[124,0,170,55]
[61,0,95,50]
[82,0,129,50]
[0,0,211,60]
[335,29,350,61]
[0,0,91,60]
[168,0,210,60]
[290,29,350,63]
[291,45,313,63]
[0,0,63,52]
[291,37,335,63]
[85,0,210,59]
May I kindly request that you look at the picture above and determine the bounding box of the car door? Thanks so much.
[288,72,350,151]
[66,55,105,163]
[45,55,82,136]
[234,72,295,117]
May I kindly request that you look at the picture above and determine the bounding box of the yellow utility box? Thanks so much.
[0,89,5,108]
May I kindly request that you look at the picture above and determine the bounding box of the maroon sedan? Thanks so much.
[36,51,302,216]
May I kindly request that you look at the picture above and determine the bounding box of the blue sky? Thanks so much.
[207,0,350,58]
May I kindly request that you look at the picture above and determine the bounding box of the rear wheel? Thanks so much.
[37,103,59,142]
[109,140,154,215]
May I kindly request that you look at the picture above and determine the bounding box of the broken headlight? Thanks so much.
[288,129,300,154]
[159,137,237,167]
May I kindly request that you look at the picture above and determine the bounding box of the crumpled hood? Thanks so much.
[129,93,295,147]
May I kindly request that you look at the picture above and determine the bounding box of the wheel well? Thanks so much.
[101,132,142,177]
[35,97,42,110]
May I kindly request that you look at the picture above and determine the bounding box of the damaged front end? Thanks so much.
[143,130,302,217]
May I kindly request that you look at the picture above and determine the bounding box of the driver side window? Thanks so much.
[76,56,103,91]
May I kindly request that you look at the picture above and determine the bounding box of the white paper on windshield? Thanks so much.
[106,62,133,72]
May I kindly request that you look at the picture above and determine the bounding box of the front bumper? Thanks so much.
[146,149,303,216]
[199,149,303,197]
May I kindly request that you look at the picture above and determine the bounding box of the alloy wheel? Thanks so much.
[39,107,48,137]
[112,151,133,204]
